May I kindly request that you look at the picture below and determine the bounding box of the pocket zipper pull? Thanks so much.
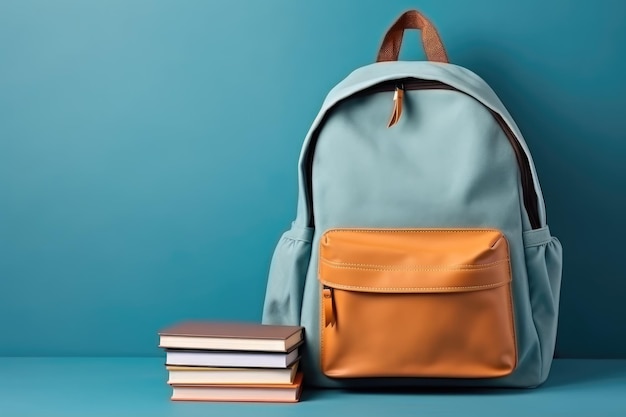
[387,84,404,128]
[323,287,335,327]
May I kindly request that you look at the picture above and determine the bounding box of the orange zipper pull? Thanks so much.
[323,288,335,327]
[387,84,404,128]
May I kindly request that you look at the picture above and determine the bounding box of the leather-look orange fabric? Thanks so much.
[376,10,449,63]
[318,229,517,379]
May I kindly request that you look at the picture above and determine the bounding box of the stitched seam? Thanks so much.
[522,227,552,248]
[525,259,544,381]
[319,280,509,292]
[523,239,551,248]
[505,258,518,372]
[320,258,509,271]
[319,284,325,374]
[283,235,313,244]
[324,228,501,235]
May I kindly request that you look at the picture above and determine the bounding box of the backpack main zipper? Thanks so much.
[304,79,541,230]
[388,84,404,127]
[362,79,541,229]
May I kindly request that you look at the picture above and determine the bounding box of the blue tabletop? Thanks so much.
[1,358,624,417]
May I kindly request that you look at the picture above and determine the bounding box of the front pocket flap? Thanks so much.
[319,229,511,293]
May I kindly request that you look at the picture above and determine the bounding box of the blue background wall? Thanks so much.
[1,0,625,357]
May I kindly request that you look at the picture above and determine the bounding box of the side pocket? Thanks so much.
[262,224,314,326]
[524,226,563,381]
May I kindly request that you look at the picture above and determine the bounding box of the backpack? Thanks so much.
[262,10,562,388]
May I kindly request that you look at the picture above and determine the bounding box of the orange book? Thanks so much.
[159,321,303,352]
[171,372,304,403]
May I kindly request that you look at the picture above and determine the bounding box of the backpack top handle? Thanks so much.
[377,10,449,63]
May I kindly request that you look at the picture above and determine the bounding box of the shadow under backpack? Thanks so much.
[262,10,563,389]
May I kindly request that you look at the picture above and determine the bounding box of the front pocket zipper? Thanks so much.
[318,228,518,379]
[322,286,335,327]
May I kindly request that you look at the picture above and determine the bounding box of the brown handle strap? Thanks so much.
[376,10,448,63]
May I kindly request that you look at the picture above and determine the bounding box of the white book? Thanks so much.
[165,349,299,368]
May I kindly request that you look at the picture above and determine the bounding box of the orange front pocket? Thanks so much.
[319,229,517,379]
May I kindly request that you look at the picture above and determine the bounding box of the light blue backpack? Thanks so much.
[263,10,562,388]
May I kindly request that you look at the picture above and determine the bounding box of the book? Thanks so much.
[166,362,299,385]
[165,348,299,368]
[171,372,304,402]
[159,321,303,352]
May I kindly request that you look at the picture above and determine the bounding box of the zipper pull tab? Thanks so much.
[322,288,335,327]
[387,84,404,128]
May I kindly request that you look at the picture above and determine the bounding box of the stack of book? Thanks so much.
[158,321,304,403]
